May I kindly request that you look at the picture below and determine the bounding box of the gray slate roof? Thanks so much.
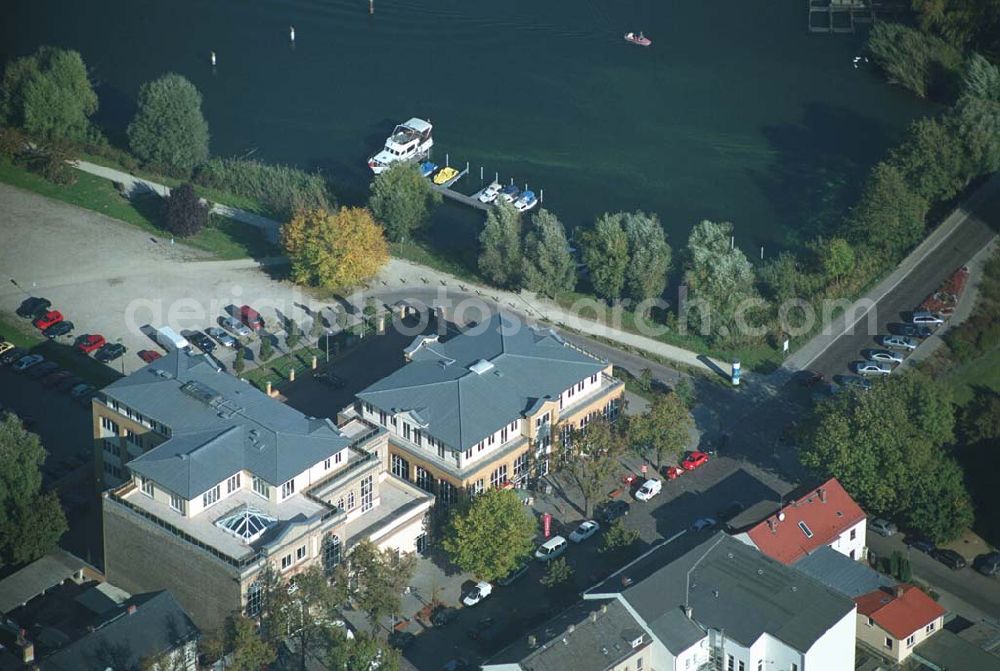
[485,599,647,671]
[587,533,855,654]
[914,630,1000,671]
[103,351,351,498]
[793,545,896,598]
[357,312,607,449]
[41,591,199,671]
[0,549,90,615]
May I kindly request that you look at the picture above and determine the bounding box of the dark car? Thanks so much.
[597,499,631,524]
[716,500,745,522]
[27,361,59,379]
[56,376,84,392]
[42,370,72,387]
[16,296,50,318]
[313,370,346,389]
[430,606,459,627]
[931,548,967,570]
[1,347,28,365]
[43,321,74,338]
[906,537,936,554]
[96,343,126,362]
[441,659,471,671]
[188,331,216,354]
[387,630,416,649]
[973,551,1000,577]
[892,323,933,338]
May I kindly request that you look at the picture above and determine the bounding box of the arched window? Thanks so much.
[246,579,263,617]
[322,534,342,575]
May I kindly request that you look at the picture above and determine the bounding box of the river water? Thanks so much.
[2,0,929,253]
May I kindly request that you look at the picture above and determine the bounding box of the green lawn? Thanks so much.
[243,346,323,392]
[0,313,122,387]
[943,348,1000,405]
[0,159,279,261]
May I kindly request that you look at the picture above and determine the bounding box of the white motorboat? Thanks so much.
[367,118,434,174]
[477,181,502,204]
[513,190,538,212]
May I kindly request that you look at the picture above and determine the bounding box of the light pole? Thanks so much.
[116,337,125,376]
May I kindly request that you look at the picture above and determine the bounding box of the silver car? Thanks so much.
[205,326,237,348]
[870,518,898,537]
[853,361,892,376]
[911,311,943,325]
[880,335,918,351]
[219,316,252,339]
[865,349,903,365]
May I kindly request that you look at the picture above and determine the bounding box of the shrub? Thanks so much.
[194,158,331,221]
[867,22,962,100]
[259,336,273,362]
[0,126,26,160]
[164,183,209,237]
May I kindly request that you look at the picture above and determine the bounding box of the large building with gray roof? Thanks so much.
[346,312,624,500]
[581,532,857,671]
[96,351,432,630]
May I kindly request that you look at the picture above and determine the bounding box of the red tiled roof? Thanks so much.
[855,584,946,640]
[745,478,866,564]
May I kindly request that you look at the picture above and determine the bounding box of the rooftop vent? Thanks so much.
[469,359,495,375]
[528,635,537,648]
[180,380,222,406]
[629,634,644,648]
[818,487,827,502]
[601,646,609,655]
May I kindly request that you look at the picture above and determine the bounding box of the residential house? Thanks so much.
[733,478,867,564]
[97,351,433,630]
[854,584,945,664]
[346,312,624,501]
[579,532,857,671]
[792,545,896,599]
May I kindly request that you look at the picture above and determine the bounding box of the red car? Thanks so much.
[139,350,162,363]
[33,310,63,330]
[663,465,684,480]
[76,334,106,354]
[239,305,265,331]
[682,451,710,471]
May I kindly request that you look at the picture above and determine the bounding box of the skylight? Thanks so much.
[215,505,276,542]
[469,359,495,375]
[798,521,814,538]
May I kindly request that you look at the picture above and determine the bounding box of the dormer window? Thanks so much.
[281,478,295,499]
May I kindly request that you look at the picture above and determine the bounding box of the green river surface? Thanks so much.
[2,0,931,257]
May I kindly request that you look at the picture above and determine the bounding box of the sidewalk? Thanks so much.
[70,160,730,375]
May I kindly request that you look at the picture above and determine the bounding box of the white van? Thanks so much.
[535,535,568,562]
[156,326,190,352]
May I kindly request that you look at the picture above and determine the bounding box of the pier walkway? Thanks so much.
[430,166,490,212]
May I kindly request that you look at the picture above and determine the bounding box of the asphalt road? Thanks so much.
[806,190,999,380]
[867,530,1000,622]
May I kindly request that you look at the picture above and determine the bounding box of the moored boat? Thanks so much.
[513,190,538,212]
[367,118,434,174]
[498,184,520,204]
[420,160,438,178]
[624,31,651,47]
[477,181,502,204]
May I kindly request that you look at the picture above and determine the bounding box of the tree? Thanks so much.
[866,22,962,99]
[363,297,379,335]
[0,413,67,567]
[442,488,537,582]
[478,201,523,289]
[683,220,759,340]
[629,392,693,471]
[368,162,440,241]
[310,310,327,341]
[285,319,301,349]
[282,207,389,289]
[812,237,855,285]
[600,517,639,555]
[581,214,629,301]
[799,373,970,541]
[127,73,209,174]
[280,565,345,671]
[521,209,576,297]
[961,391,1000,444]
[558,418,626,517]
[259,336,273,362]
[540,557,574,588]
[227,615,277,671]
[912,0,1000,57]
[622,211,671,304]
[338,539,416,629]
[163,183,209,237]
[955,55,1000,176]
[848,162,928,261]
[889,117,970,202]
[0,46,98,142]
[327,632,401,671]
[961,53,1000,103]
[233,345,246,374]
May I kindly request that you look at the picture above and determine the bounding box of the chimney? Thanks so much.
[127,604,138,615]
[528,635,537,648]
[19,634,33,664]
[818,488,827,503]
[894,585,905,598]
[567,625,575,634]
[767,518,777,533]
[683,606,693,619]
[591,611,599,624]
[601,604,608,614]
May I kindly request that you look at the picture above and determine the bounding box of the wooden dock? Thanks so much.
[808,0,904,33]
[430,167,491,212]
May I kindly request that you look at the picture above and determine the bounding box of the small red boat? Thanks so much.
[624,31,652,47]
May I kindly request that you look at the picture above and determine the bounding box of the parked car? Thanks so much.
[497,563,528,586]
[314,370,346,389]
[865,349,903,364]
[138,350,162,363]
[635,478,662,501]
[894,323,933,338]
[535,535,568,562]
[716,500,745,522]
[870,518,898,537]
[906,537,935,554]
[42,370,72,388]
[440,659,471,671]
[911,311,944,325]
[205,326,237,348]
[692,517,718,532]
[663,465,684,480]
[187,331,216,353]
[0,341,13,357]
[597,499,630,524]
[796,370,825,386]
[569,520,600,543]
[32,310,63,330]
[431,606,459,627]
[682,451,710,470]
[43,321,74,338]
[70,383,95,398]
[16,297,50,318]
[973,551,1000,577]
[75,334,106,354]
[1,347,28,365]
[27,361,59,379]
[156,326,190,352]
[930,548,967,570]
[220,316,252,338]
[853,361,892,376]
[461,581,493,607]
[95,343,126,363]
[238,305,265,331]
[56,376,84,392]
[12,354,44,372]
[880,335,918,351]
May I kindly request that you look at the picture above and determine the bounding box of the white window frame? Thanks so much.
[141,476,154,497]
[202,485,221,508]
[170,494,186,514]
[253,476,270,500]
[227,473,241,494]
[281,478,295,499]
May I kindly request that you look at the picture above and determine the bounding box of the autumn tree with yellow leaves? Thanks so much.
[281,207,389,289]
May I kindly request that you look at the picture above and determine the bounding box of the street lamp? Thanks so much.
[116,337,125,376]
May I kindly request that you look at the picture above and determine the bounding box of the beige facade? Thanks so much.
[856,612,943,663]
